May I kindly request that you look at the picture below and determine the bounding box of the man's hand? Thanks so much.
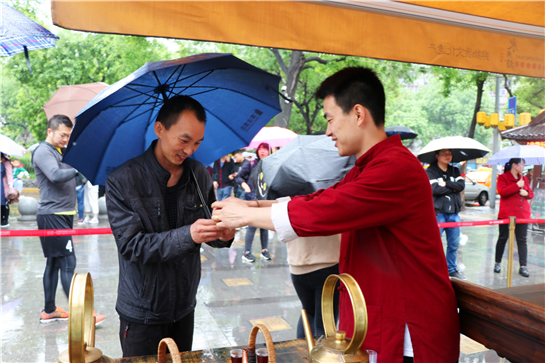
[212,197,250,229]
[190,219,231,244]
[516,179,525,188]
[519,189,529,197]
[219,227,236,241]
[213,181,219,190]
[6,187,19,205]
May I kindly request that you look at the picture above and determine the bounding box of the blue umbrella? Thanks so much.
[487,144,545,165]
[1,3,59,74]
[64,53,282,185]
[385,126,418,140]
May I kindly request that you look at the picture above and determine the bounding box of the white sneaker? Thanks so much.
[459,234,468,246]
[89,216,99,224]
[83,215,90,223]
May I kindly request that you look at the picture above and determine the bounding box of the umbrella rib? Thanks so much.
[166,65,188,99]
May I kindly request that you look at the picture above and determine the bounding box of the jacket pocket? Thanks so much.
[140,265,157,302]
[131,198,162,232]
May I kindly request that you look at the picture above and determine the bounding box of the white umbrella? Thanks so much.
[0,134,26,157]
[487,144,545,165]
[247,126,298,148]
[417,136,490,164]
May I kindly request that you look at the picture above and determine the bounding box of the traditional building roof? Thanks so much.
[501,112,545,141]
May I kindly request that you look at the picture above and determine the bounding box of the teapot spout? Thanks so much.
[301,309,315,354]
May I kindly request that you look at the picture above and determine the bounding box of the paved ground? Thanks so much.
[1,199,544,363]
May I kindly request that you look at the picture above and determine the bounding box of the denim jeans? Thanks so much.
[216,186,233,201]
[436,213,460,273]
[14,178,23,193]
[76,185,85,220]
[234,186,245,199]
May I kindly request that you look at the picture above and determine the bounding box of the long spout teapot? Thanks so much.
[302,273,369,363]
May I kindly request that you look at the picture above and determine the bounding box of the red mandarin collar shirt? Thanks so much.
[274,135,460,363]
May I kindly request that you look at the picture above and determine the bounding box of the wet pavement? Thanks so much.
[1,200,544,363]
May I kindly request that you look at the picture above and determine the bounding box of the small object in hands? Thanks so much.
[214,215,220,222]
[256,347,268,363]
[230,349,243,363]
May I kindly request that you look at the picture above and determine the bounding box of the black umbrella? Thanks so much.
[385,126,418,140]
[253,135,356,200]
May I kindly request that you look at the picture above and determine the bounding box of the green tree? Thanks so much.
[1,30,171,143]
[515,77,545,116]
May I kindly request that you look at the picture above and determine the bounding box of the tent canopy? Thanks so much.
[51,1,544,78]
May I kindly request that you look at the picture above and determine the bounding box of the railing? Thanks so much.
[2,218,543,288]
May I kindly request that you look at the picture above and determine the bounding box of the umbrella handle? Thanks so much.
[188,161,212,219]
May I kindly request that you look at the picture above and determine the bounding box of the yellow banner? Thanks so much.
[51,1,544,78]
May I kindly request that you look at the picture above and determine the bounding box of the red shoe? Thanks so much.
[40,307,69,323]
[93,310,106,325]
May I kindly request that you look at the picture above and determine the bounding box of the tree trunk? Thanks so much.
[468,78,486,139]
[272,50,305,128]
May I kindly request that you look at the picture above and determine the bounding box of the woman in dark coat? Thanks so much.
[494,158,534,277]
[235,143,271,262]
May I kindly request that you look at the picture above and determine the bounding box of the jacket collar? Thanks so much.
[355,134,402,168]
[143,140,193,188]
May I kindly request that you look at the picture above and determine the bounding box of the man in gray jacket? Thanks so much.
[32,115,79,323]
[106,95,235,357]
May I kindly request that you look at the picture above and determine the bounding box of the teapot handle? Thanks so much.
[157,338,182,363]
[248,324,276,363]
[322,273,368,355]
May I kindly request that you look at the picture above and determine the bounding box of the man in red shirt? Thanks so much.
[212,67,460,363]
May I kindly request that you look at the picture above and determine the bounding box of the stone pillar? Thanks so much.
[17,196,38,221]
[98,196,108,220]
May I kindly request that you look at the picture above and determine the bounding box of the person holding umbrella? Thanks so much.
[235,142,273,262]
[494,158,534,277]
[426,149,467,280]
[105,95,235,357]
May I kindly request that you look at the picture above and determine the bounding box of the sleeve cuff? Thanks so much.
[271,201,299,243]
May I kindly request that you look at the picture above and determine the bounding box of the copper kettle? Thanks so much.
[302,273,369,363]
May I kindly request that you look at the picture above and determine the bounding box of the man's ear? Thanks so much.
[154,121,163,137]
[354,104,366,127]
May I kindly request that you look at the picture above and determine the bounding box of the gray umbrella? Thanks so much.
[254,135,356,200]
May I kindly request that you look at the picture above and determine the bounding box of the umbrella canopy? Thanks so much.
[43,82,109,122]
[1,3,59,56]
[247,126,297,148]
[0,134,26,157]
[417,136,490,164]
[63,53,281,185]
[385,126,418,140]
[51,0,544,78]
[487,145,545,166]
[256,135,356,200]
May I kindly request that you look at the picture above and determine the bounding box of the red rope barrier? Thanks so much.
[1,228,113,237]
[1,219,544,237]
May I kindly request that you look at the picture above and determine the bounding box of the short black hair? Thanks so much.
[156,95,206,129]
[315,67,385,127]
[232,149,244,155]
[47,115,73,131]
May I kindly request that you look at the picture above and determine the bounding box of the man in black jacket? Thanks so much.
[426,149,466,280]
[106,95,235,357]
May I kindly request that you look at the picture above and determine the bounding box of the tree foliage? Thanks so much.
[1,30,171,144]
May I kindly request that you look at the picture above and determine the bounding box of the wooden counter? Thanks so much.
[111,338,309,362]
[451,280,545,363]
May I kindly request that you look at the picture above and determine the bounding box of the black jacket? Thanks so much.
[212,159,235,187]
[105,141,232,324]
[426,162,465,214]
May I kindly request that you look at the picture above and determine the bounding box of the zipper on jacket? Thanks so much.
[156,201,161,217]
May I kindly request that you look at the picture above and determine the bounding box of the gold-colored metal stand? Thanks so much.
[507,217,516,288]
[57,273,113,363]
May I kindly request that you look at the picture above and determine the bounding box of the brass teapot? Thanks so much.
[302,273,369,363]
